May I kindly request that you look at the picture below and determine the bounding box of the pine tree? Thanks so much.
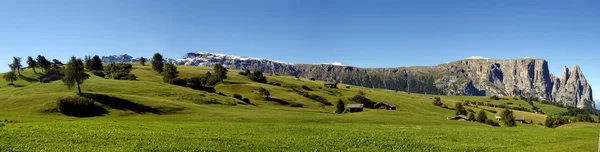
[162,63,179,82]
[84,56,92,70]
[3,71,18,85]
[336,99,345,114]
[258,88,270,98]
[140,57,146,66]
[90,55,103,71]
[11,57,22,76]
[455,102,467,115]
[152,53,164,73]
[36,55,51,73]
[213,64,228,82]
[500,108,517,127]
[468,112,476,121]
[61,56,89,94]
[26,56,37,73]
[476,110,487,123]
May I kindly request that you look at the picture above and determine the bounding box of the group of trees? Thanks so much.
[349,90,376,108]
[240,70,267,83]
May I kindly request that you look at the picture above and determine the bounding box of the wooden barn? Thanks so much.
[375,102,396,110]
[347,104,364,112]
[515,116,525,123]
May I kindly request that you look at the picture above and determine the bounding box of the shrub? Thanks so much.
[293,89,333,106]
[309,78,316,81]
[233,94,243,100]
[216,92,227,96]
[258,88,270,98]
[301,85,313,91]
[537,122,543,126]
[242,98,251,104]
[467,109,475,113]
[290,103,303,107]
[513,97,519,100]
[91,70,105,77]
[485,119,500,126]
[432,97,442,106]
[56,96,106,117]
[507,102,513,105]
[170,78,188,87]
[490,95,501,100]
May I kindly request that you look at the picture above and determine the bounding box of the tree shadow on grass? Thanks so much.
[18,75,38,83]
[266,97,289,105]
[226,81,249,84]
[59,103,108,118]
[79,93,162,114]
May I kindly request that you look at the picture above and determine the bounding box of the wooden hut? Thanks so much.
[448,115,469,121]
[374,102,396,110]
[324,82,338,88]
[347,104,364,112]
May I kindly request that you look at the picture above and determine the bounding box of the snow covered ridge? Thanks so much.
[466,56,491,60]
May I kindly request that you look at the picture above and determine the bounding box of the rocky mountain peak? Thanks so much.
[161,51,594,109]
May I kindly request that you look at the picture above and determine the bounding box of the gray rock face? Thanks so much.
[169,52,594,109]
[102,54,139,63]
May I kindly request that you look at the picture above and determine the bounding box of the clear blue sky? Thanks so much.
[1,0,599,100]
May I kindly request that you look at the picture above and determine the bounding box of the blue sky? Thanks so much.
[1,0,599,100]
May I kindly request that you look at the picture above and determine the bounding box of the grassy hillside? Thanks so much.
[0,63,597,151]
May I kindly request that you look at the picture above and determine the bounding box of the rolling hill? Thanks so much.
[0,62,597,151]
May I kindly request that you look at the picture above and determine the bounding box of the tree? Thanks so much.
[139,57,146,66]
[90,55,103,71]
[467,112,476,121]
[52,59,63,65]
[151,53,164,73]
[476,110,488,123]
[336,99,345,114]
[3,71,17,85]
[36,55,51,73]
[432,97,442,106]
[248,71,267,83]
[500,108,516,127]
[84,56,92,70]
[26,56,37,73]
[455,102,467,115]
[162,63,179,82]
[212,64,228,82]
[11,57,22,75]
[61,56,89,94]
[258,88,270,98]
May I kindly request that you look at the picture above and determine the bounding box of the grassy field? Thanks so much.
[0,63,598,151]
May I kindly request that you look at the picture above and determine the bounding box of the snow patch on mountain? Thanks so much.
[466,56,491,60]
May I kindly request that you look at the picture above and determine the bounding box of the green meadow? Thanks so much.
[0,64,598,151]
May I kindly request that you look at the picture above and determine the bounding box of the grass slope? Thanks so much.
[0,64,597,151]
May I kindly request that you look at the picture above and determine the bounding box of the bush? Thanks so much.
[476,110,487,123]
[56,96,106,117]
[293,89,333,106]
[490,95,501,100]
[91,70,105,77]
[242,98,251,104]
[170,78,188,86]
[233,94,243,100]
[216,92,227,96]
[485,119,500,126]
[432,97,442,106]
[290,103,303,107]
[258,88,270,98]
[39,77,50,83]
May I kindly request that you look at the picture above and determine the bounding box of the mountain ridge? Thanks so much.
[101,52,594,109]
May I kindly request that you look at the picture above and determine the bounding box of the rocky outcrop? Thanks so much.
[102,54,139,63]
[168,52,594,109]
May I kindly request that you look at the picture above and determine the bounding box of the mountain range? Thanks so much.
[102,52,594,109]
